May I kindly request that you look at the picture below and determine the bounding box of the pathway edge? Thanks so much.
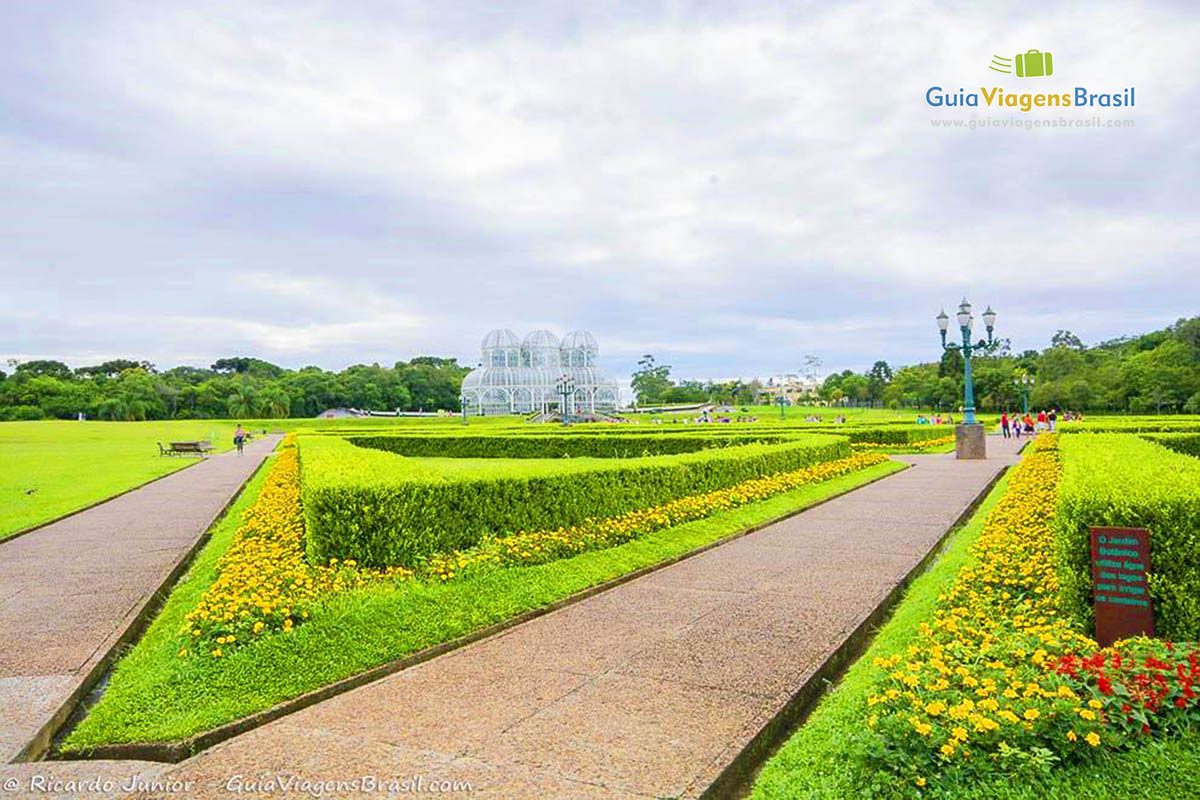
[697,461,1012,800]
[12,445,278,764]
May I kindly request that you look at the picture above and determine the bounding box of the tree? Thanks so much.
[226,383,260,418]
[75,359,152,377]
[866,361,893,406]
[1051,330,1085,350]
[14,360,72,380]
[631,355,673,405]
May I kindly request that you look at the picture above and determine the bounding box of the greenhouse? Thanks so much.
[460,329,622,415]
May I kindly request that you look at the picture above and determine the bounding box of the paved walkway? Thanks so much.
[121,436,1025,799]
[0,435,280,763]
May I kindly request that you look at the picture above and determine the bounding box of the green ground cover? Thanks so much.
[64,457,905,750]
[0,420,240,540]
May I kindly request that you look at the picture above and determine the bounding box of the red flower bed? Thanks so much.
[1051,639,1200,740]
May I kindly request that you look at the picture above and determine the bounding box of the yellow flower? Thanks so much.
[915,777,927,787]
[1023,708,1040,721]
[1085,732,1101,747]
[951,727,968,742]
[1066,730,1077,742]
[940,743,956,757]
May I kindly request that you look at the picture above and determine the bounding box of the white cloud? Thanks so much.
[2,0,1199,378]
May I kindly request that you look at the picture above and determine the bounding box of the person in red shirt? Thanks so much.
[1000,411,1010,438]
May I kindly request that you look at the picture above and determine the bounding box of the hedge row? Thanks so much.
[845,425,951,445]
[1061,419,1200,434]
[300,433,850,568]
[348,433,787,459]
[1141,432,1200,458]
[1055,434,1200,640]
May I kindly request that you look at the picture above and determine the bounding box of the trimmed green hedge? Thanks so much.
[1142,433,1200,458]
[1061,419,1200,434]
[300,433,849,568]
[1055,434,1200,640]
[845,425,950,445]
[348,433,786,459]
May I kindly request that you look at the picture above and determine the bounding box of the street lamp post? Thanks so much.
[937,298,997,459]
[556,374,576,426]
[776,393,786,420]
[1014,373,1034,417]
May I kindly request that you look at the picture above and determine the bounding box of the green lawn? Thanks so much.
[750,466,1200,800]
[63,458,906,751]
[0,420,242,541]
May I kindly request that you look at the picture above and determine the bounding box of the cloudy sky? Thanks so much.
[2,1,1197,384]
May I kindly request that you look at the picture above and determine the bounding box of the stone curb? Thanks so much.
[12,443,280,763]
[696,461,1012,800]
[53,460,910,764]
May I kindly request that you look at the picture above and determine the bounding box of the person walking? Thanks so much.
[1048,409,1058,431]
[234,423,247,456]
[1001,411,1011,438]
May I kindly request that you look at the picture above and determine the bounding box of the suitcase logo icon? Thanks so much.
[989,50,1054,78]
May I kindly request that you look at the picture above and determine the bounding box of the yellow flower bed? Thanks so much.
[181,435,409,658]
[866,434,1105,788]
[424,452,891,580]
[183,447,889,657]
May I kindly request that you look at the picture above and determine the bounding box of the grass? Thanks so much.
[0,420,242,540]
[750,465,1200,800]
[63,457,906,751]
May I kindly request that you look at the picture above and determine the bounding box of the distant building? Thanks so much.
[460,329,621,416]
[757,374,819,406]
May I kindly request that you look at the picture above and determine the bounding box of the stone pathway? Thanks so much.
[0,435,281,764]
[118,436,1024,799]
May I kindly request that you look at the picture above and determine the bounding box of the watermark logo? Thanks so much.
[927,47,1134,117]
[991,50,1054,78]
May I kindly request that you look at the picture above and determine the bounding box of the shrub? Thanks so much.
[300,434,850,568]
[1141,432,1200,458]
[425,452,891,579]
[846,426,950,445]
[1060,419,1200,435]
[0,405,45,421]
[348,433,785,459]
[1055,434,1200,640]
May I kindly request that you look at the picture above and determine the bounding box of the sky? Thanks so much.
[2,0,1198,386]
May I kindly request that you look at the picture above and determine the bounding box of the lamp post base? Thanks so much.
[955,423,987,460]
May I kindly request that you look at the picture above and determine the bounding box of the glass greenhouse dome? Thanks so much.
[460,329,621,415]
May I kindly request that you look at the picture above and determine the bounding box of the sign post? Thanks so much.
[1090,526,1154,647]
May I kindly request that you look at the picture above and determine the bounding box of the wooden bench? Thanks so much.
[158,441,214,457]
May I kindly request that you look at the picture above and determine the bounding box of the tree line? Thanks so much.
[632,315,1200,414]
[0,356,470,421]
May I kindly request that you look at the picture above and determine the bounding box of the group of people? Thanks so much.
[915,414,956,425]
[999,409,1083,438]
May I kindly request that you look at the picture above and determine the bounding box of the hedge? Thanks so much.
[348,433,790,459]
[1142,433,1200,458]
[845,425,950,445]
[1055,434,1200,640]
[300,433,850,568]
[1060,419,1200,434]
